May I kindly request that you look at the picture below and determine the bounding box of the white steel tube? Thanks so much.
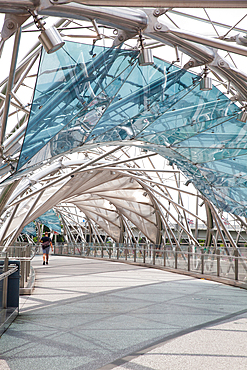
[0,28,21,145]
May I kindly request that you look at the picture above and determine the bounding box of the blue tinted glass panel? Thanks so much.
[16,41,247,219]
[36,209,61,233]
[21,222,36,236]
[87,67,200,143]
[18,42,137,169]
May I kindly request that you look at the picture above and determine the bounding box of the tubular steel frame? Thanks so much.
[0,2,246,265]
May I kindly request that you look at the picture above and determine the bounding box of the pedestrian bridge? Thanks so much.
[1,255,247,370]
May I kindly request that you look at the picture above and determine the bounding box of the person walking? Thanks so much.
[40,232,53,265]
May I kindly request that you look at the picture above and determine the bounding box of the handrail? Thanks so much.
[53,243,247,288]
[0,265,18,282]
[5,249,37,261]
[0,244,36,289]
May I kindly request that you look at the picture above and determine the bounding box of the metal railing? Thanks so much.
[0,245,35,289]
[54,243,247,286]
[0,254,21,336]
[0,254,20,310]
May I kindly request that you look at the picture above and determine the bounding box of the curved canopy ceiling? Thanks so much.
[1,168,161,243]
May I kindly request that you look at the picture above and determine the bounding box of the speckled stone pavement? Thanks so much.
[1,255,247,370]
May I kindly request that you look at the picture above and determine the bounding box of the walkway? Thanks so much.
[1,255,247,370]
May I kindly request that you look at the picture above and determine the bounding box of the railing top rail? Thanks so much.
[0,244,31,248]
[0,265,18,282]
[0,246,36,259]
[53,243,247,282]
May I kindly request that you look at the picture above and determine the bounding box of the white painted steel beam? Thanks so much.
[170,28,247,58]
[48,1,247,8]
[0,28,21,145]
[40,4,147,32]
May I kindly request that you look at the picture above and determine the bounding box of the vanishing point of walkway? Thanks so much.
[1,255,247,370]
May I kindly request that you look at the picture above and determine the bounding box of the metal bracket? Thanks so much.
[112,29,137,47]
[183,58,206,69]
[209,55,230,69]
[153,8,170,17]
[1,13,29,41]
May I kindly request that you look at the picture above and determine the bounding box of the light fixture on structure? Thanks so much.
[30,10,64,54]
[39,27,64,54]
[237,107,247,123]
[200,66,212,91]
[138,33,154,66]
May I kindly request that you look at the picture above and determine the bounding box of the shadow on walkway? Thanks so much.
[1,255,247,370]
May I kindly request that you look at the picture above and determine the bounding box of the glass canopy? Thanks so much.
[17,40,247,218]
[35,209,61,234]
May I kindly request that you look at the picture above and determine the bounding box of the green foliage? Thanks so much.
[52,234,64,243]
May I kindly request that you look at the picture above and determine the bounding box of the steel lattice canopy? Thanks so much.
[17,40,247,218]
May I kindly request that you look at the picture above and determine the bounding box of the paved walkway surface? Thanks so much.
[1,255,247,370]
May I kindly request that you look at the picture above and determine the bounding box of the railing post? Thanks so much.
[188,246,191,272]
[153,245,155,265]
[26,245,30,281]
[163,246,166,267]
[25,246,28,283]
[216,248,220,277]
[143,244,146,264]
[101,245,104,258]
[109,246,112,259]
[3,253,8,309]
[174,247,178,269]
[116,243,119,259]
[125,246,128,260]
[234,249,238,281]
[20,248,25,289]
[133,244,136,262]
[201,248,204,275]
